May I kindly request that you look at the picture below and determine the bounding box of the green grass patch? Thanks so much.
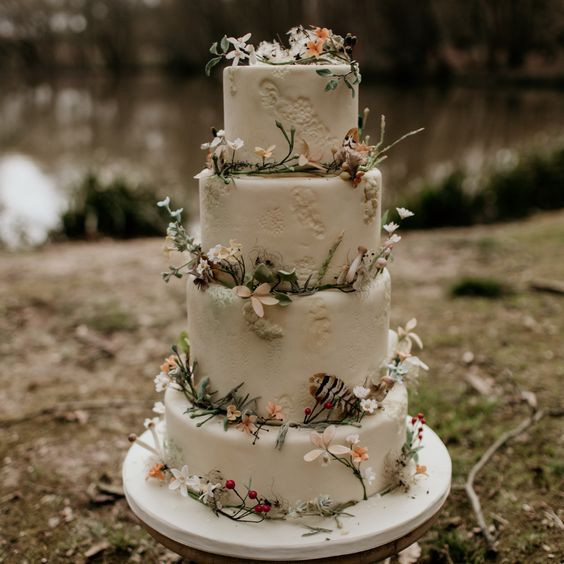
[450,276,511,299]
[425,529,486,563]
[81,301,137,333]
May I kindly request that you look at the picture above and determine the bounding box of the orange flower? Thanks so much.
[160,355,177,374]
[266,401,284,421]
[351,445,369,463]
[147,463,166,481]
[306,40,324,57]
[236,414,257,435]
[313,27,331,42]
[416,464,428,476]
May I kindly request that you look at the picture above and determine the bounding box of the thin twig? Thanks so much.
[464,406,564,551]
[0,399,152,426]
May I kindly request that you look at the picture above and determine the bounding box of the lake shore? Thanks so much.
[1,211,563,562]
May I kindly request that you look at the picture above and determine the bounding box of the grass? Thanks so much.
[0,211,563,562]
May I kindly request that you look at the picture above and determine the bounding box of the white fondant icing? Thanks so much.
[199,169,382,281]
[185,271,391,420]
[164,383,407,505]
[223,65,358,164]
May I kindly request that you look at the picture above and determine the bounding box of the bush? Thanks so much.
[60,173,169,239]
[402,144,564,229]
[450,276,511,299]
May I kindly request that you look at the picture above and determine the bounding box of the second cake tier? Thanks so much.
[186,270,391,420]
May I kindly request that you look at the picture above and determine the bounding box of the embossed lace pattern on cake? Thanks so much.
[361,173,380,225]
[307,297,331,349]
[290,187,325,239]
[258,206,286,235]
[258,79,339,157]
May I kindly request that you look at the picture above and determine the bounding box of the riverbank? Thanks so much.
[1,211,563,562]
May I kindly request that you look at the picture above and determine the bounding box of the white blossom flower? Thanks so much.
[156,196,170,208]
[362,466,376,485]
[384,233,402,248]
[144,417,160,429]
[152,401,165,415]
[227,32,252,51]
[353,385,370,399]
[154,371,172,392]
[304,425,350,463]
[406,355,429,371]
[346,433,360,445]
[170,208,183,219]
[199,482,221,504]
[227,138,244,151]
[225,48,248,66]
[254,145,276,159]
[169,465,201,497]
[397,318,424,352]
[246,44,258,65]
[360,398,379,414]
[396,207,415,220]
[383,222,399,233]
[196,258,212,277]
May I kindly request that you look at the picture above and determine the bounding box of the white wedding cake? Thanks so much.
[130,26,429,524]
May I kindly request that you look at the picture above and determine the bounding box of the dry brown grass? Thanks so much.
[1,211,563,563]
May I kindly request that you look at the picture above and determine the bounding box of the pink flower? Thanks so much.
[233,283,279,318]
[304,426,350,463]
[236,414,257,435]
[266,401,284,420]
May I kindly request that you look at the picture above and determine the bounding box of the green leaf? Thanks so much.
[273,292,292,306]
[324,79,338,92]
[316,68,332,76]
[277,268,298,284]
[205,56,222,77]
[344,77,355,97]
[381,209,389,226]
[209,42,219,55]
[253,263,277,284]
[178,330,190,356]
[220,35,229,52]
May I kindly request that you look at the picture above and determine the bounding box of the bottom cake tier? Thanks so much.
[164,382,407,506]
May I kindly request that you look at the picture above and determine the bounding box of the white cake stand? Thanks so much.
[123,419,451,562]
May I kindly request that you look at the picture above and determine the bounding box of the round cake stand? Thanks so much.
[123,420,451,563]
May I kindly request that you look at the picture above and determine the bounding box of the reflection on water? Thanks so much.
[0,154,64,248]
[1,74,563,246]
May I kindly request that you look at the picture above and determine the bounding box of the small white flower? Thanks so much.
[227,137,244,151]
[247,44,258,65]
[346,433,360,445]
[157,196,170,208]
[170,208,183,219]
[207,244,229,263]
[199,482,220,504]
[384,234,402,248]
[383,222,399,233]
[360,398,379,414]
[353,385,370,399]
[225,48,248,66]
[144,417,160,429]
[396,207,415,220]
[227,32,252,51]
[362,466,376,485]
[406,355,429,371]
[154,371,171,392]
[152,401,165,415]
[169,465,201,497]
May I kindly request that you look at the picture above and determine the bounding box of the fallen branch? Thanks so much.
[465,406,564,552]
[0,399,152,426]
[530,279,564,295]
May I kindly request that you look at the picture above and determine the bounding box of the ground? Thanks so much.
[1,211,563,563]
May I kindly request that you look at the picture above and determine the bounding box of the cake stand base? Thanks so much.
[123,420,451,562]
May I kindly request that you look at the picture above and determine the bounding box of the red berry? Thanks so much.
[421,418,426,425]
[248,490,258,499]
[254,504,264,513]
[262,504,271,513]
[417,412,424,420]
[324,401,333,410]
[411,416,417,425]
[225,479,236,490]
[304,407,312,415]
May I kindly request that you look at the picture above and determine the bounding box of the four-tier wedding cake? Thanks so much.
[129,25,429,527]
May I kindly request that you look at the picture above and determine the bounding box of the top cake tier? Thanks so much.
[223,65,358,164]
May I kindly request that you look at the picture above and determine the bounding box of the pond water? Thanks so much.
[1,74,563,247]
